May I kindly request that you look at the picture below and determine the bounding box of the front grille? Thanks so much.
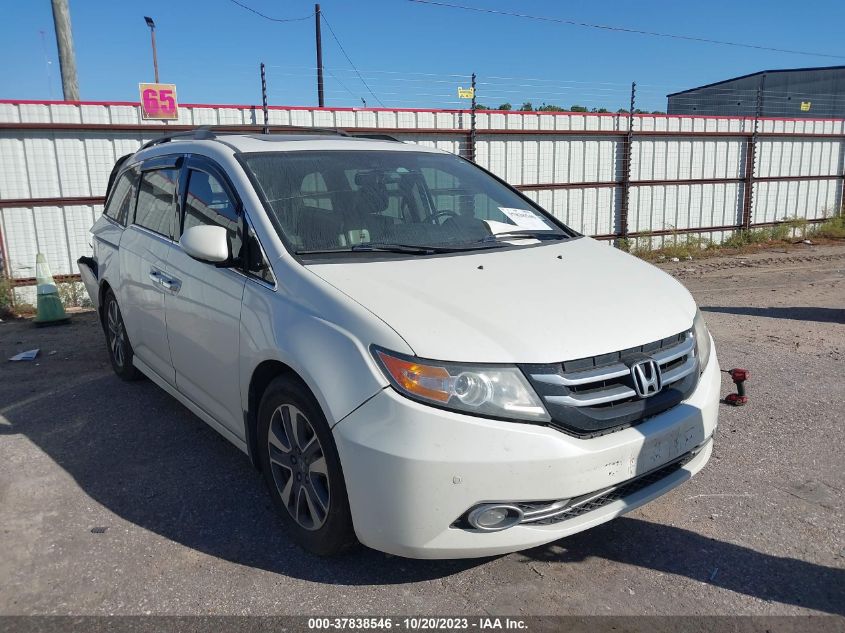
[521,329,700,438]
[517,450,697,526]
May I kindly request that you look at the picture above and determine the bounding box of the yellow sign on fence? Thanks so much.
[800,101,812,112]
[457,86,475,99]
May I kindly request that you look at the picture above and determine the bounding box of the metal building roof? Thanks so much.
[667,65,845,97]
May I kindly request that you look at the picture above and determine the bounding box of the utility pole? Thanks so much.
[315,3,325,107]
[50,0,80,101]
[144,16,160,83]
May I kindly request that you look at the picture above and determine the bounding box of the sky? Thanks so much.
[1,0,843,113]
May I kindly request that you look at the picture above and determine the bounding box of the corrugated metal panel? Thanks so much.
[0,100,842,283]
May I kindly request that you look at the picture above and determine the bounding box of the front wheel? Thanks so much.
[257,376,356,556]
[103,290,140,381]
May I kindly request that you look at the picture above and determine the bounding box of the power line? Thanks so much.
[324,67,361,102]
[319,11,386,107]
[226,0,314,22]
[407,0,845,60]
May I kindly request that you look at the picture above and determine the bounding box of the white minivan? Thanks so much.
[79,129,719,559]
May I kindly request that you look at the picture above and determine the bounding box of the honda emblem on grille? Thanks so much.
[630,359,663,398]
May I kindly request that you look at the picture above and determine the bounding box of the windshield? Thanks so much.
[241,149,571,256]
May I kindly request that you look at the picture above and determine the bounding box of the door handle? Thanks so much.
[149,269,180,293]
[159,276,181,293]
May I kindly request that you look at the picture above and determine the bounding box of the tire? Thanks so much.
[103,290,141,381]
[257,376,357,556]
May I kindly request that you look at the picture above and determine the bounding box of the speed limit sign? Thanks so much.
[139,83,179,120]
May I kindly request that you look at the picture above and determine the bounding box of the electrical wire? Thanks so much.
[407,0,845,60]
[226,0,314,22]
[319,11,387,107]
[324,67,362,103]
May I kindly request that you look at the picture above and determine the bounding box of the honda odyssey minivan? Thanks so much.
[78,128,719,559]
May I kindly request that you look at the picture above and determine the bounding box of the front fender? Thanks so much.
[238,271,411,428]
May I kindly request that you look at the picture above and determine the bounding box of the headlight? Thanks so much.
[372,347,549,422]
[693,308,712,373]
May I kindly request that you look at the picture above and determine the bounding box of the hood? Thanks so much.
[307,237,697,364]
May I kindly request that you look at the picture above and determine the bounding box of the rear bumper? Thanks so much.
[77,256,99,310]
[333,347,720,559]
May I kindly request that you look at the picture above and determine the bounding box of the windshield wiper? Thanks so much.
[477,231,570,243]
[297,242,482,256]
[351,243,446,254]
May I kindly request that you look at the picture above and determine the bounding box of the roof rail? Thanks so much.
[139,127,216,151]
[350,133,401,142]
[139,125,350,151]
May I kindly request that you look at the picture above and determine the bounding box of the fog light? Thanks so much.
[466,504,524,531]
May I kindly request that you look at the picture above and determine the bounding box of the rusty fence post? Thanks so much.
[741,85,763,231]
[840,131,845,218]
[618,81,636,245]
[260,62,269,134]
[469,72,477,163]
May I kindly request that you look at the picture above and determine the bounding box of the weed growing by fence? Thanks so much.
[811,215,845,239]
[0,273,13,319]
[57,281,93,309]
[630,233,715,262]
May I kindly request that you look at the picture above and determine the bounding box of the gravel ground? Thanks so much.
[0,242,843,616]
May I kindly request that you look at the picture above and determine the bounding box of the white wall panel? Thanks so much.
[54,135,91,196]
[0,136,31,198]
[0,101,842,284]
[23,137,60,198]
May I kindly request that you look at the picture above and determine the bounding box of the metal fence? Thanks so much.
[1,98,843,298]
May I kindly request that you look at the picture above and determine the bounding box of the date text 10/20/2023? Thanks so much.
[307,617,529,630]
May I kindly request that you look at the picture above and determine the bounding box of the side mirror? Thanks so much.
[180,225,230,264]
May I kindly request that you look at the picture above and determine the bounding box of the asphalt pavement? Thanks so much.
[1,243,843,616]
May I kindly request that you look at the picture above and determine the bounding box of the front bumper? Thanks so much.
[333,347,720,559]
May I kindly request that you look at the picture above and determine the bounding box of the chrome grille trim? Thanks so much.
[546,384,636,407]
[651,334,695,365]
[661,353,697,385]
[527,330,696,410]
[531,363,630,387]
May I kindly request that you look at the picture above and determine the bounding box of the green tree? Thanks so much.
[519,102,533,111]
[569,104,588,112]
[474,104,488,110]
[497,102,512,110]
[537,103,566,112]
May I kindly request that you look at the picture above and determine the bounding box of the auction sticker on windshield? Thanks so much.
[499,207,552,230]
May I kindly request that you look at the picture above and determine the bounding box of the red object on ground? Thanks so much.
[725,393,749,406]
[728,368,749,382]
[725,368,749,405]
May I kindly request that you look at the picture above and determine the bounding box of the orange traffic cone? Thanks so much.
[33,253,69,326]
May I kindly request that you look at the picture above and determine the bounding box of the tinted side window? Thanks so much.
[183,170,242,258]
[103,166,138,225]
[135,169,178,236]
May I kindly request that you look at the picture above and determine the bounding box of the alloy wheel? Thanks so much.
[106,299,126,368]
[267,404,331,530]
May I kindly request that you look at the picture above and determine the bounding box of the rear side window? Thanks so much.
[182,170,242,258]
[103,166,139,225]
[135,169,178,237]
